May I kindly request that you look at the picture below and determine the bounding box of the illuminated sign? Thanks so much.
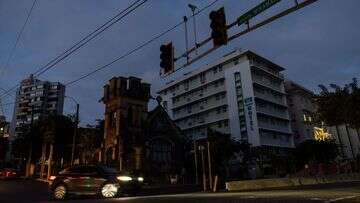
[313,127,331,141]
[244,97,254,131]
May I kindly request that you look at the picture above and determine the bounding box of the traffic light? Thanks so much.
[160,42,174,75]
[209,7,228,47]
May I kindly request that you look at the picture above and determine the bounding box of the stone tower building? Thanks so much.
[102,76,150,171]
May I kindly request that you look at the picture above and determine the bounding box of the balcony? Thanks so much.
[178,114,228,131]
[173,99,227,121]
[256,105,289,120]
[172,85,226,110]
[250,61,284,80]
[258,121,292,134]
[254,91,287,107]
[252,75,283,93]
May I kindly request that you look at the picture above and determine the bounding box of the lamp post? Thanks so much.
[66,96,79,166]
[188,4,198,54]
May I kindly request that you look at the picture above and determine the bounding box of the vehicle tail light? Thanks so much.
[49,176,56,181]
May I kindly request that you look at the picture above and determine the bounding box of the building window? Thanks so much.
[184,81,189,90]
[213,67,217,74]
[218,65,223,72]
[200,72,206,83]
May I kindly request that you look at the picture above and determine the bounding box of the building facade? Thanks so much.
[102,77,186,179]
[158,50,294,150]
[285,80,317,144]
[10,74,65,138]
[102,76,151,171]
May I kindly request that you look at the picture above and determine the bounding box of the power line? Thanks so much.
[0,0,148,99]
[65,0,220,87]
[1,0,220,108]
[0,0,37,78]
[34,0,147,76]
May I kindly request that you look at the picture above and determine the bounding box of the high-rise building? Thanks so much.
[285,80,317,144]
[158,50,294,149]
[10,74,65,138]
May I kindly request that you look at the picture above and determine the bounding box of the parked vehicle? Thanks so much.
[48,165,143,200]
[0,168,21,179]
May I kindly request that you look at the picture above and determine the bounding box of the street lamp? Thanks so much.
[65,96,79,166]
[188,4,198,54]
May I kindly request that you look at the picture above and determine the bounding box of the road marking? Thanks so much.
[326,195,358,202]
[310,197,324,201]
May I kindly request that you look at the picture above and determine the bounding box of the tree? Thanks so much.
[77,119,104,164]
[317,82,352,158]
[207,129,241,178]
[35,115,74,178]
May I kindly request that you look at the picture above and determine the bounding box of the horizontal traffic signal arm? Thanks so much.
[173,0,318,70]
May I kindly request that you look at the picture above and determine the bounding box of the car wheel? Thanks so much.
[100,183,118,198]
[53,184,67,200]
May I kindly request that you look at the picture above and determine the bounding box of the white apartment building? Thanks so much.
[158,50,294,149]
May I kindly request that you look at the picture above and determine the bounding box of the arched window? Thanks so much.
[150,138,173,164]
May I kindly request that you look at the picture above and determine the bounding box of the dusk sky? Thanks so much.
[0,0,359,125]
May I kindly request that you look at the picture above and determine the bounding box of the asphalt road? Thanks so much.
[1,179,360,203]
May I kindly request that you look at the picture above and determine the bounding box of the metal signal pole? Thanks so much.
[188,4,198,55]
[71,103,79,166]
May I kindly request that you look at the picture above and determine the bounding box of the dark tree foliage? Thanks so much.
[207,129,241,174]
[317,78,360,130]
[294,140,339,167]
[12,114,74,165]
[77,119,104,163]
[316,78,360,158]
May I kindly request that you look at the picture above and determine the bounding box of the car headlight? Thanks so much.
[137,177,144,182]
[117,176,132,182]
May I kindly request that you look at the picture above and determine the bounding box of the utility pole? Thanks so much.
[183,16,190,64]
[200,145,207,191]
[188,4,198,55]
[71,103,79,166]
[207,141,213,190]
[193,140,198,184]
[26,105,34,177]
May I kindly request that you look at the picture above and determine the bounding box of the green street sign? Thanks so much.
[237,0,282,26]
